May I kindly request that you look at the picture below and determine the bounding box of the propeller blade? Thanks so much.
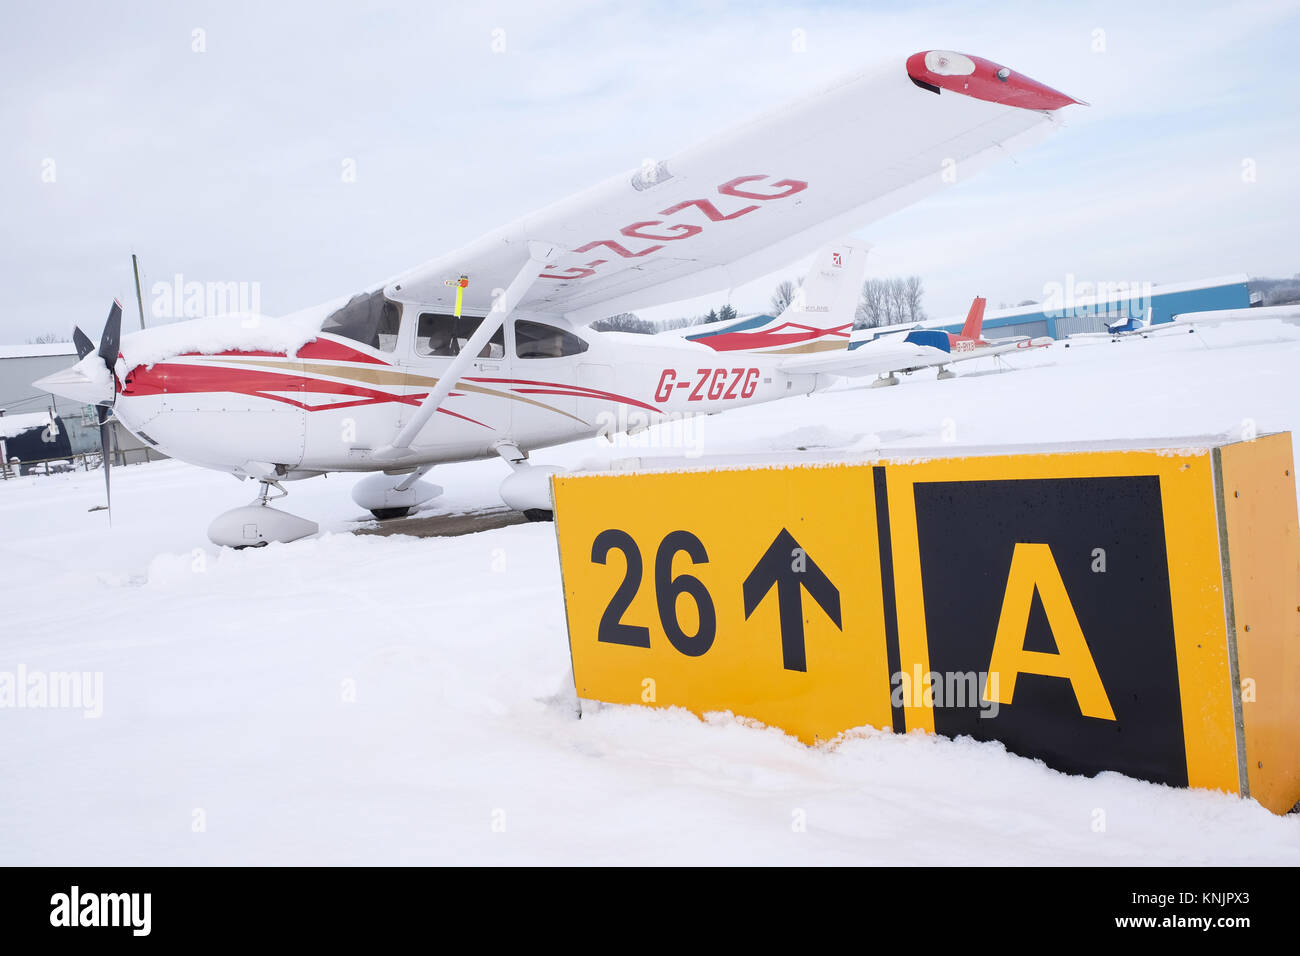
[97,300,123,394]
[98,407,114,524]
[72,326,95,360]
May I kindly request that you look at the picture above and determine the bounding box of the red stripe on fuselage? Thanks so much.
[296,338,390,365]
[693,321,852,352]
[121,362,489,427]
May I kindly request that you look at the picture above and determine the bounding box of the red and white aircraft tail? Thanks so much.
[958,295,987,342]
[951,294,1052,356]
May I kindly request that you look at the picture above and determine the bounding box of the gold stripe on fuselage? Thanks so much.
[196,355,589,425]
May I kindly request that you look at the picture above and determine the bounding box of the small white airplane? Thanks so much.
[37,49,1084,547]
[1104,307,1158,338]
[1061,305,1166,342]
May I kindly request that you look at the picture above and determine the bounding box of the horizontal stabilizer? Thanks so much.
[781,329,949,377]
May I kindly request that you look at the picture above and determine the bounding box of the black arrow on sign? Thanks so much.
[742,528,843,672]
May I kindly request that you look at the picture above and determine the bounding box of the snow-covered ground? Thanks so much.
[2,321,1298,864]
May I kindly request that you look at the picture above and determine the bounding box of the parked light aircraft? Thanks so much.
[1060,306,1165,342]
[846,295,1053,386]
[1105,307,1156,337]
[37,50,1084,546]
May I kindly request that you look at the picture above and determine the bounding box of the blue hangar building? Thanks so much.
[928,274,1252,340]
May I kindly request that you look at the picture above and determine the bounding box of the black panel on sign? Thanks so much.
[1022,591,1059,655]
[912,476,1187,787]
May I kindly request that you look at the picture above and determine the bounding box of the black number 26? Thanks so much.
[590,529,717,656]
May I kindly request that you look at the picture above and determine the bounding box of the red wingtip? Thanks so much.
[907,51,1083,111]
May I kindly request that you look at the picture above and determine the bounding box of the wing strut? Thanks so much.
[372,241,557,464]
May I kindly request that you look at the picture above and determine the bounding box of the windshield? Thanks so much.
[320,290,402,351]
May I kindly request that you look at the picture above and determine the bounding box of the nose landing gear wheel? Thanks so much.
[208,479,319,548]
[370,507,412,520]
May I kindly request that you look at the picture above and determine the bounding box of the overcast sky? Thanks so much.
[3,0,1298,341]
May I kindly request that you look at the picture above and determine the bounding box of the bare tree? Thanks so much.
[904,276,926,323]
[887,278,908,325]
[856,279,888,328]
[27,332,71,344]
[856,276,927,328]
[770,278,805,315]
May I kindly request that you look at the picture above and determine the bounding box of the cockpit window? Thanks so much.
[320,290,402,352]
[416,313,505,358]
[514,321,588,359]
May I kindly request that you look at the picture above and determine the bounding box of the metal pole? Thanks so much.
[132,253,147,331]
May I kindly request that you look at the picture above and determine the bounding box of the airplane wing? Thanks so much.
[384,50,1081,325]
[980,335,1054,355]
[1170,305,1300,328]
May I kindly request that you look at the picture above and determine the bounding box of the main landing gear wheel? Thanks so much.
[370,506,412,520]
[495,441,564,521]
[351,470,442,518]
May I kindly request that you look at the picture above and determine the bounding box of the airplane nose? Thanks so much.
[33,353,116,406]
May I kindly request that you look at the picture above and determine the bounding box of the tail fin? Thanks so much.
[685,239,870,354]
[785,239,871,331]
[959,296,986,340]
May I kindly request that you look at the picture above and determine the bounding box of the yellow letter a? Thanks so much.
[984,543,1116,720]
